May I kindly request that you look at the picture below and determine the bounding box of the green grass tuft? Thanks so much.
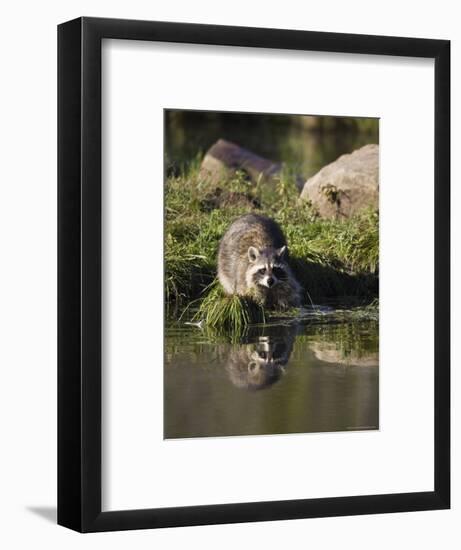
[192,281,266,333]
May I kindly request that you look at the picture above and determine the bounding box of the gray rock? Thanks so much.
[199,139,281,185]
[300,144,379,219]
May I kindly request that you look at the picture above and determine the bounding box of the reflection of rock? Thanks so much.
[310,342,378,367]
[200,139,281,185]
[226,325,296,390]
[300,144,379,219]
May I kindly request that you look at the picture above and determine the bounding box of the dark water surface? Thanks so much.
[164,308,379,439]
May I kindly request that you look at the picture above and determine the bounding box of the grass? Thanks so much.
[165,159,379,326]
[191,280,266,333]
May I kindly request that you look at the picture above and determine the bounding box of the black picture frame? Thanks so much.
[58,16,450,532]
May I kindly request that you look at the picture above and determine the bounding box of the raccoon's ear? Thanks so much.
[248,246,259,263]
[277,245,288,259]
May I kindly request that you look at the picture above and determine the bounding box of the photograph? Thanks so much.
[164,109,379,439]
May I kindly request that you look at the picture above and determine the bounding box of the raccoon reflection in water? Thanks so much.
[224,324,296,391]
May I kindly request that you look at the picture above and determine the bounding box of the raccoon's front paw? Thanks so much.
[245,288,265,306]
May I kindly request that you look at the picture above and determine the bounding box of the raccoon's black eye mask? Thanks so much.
[273,266,286,279]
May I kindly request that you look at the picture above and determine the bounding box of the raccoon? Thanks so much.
[218,214,302,309]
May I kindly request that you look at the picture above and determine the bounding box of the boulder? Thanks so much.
[300,144,379,219]
[199,139,281,185]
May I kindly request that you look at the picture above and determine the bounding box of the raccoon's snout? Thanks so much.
[256,274,278,289]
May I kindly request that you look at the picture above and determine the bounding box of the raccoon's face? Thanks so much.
[249,338,290,369]
[247,245,289,289]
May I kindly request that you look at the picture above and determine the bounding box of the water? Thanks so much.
[164,309,379,439]
[165,110,379,181]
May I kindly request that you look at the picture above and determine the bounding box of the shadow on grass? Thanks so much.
[291,257,378,303]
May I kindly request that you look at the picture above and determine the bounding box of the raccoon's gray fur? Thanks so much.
[218,214,302,309]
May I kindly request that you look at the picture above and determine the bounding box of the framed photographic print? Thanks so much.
[58,17,450,532]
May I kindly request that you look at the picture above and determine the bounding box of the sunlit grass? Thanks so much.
[192,280,266,333]
[165,159,379,317]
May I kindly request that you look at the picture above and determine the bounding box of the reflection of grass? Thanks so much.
[305,320,379,360]
[165,160,379,319]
